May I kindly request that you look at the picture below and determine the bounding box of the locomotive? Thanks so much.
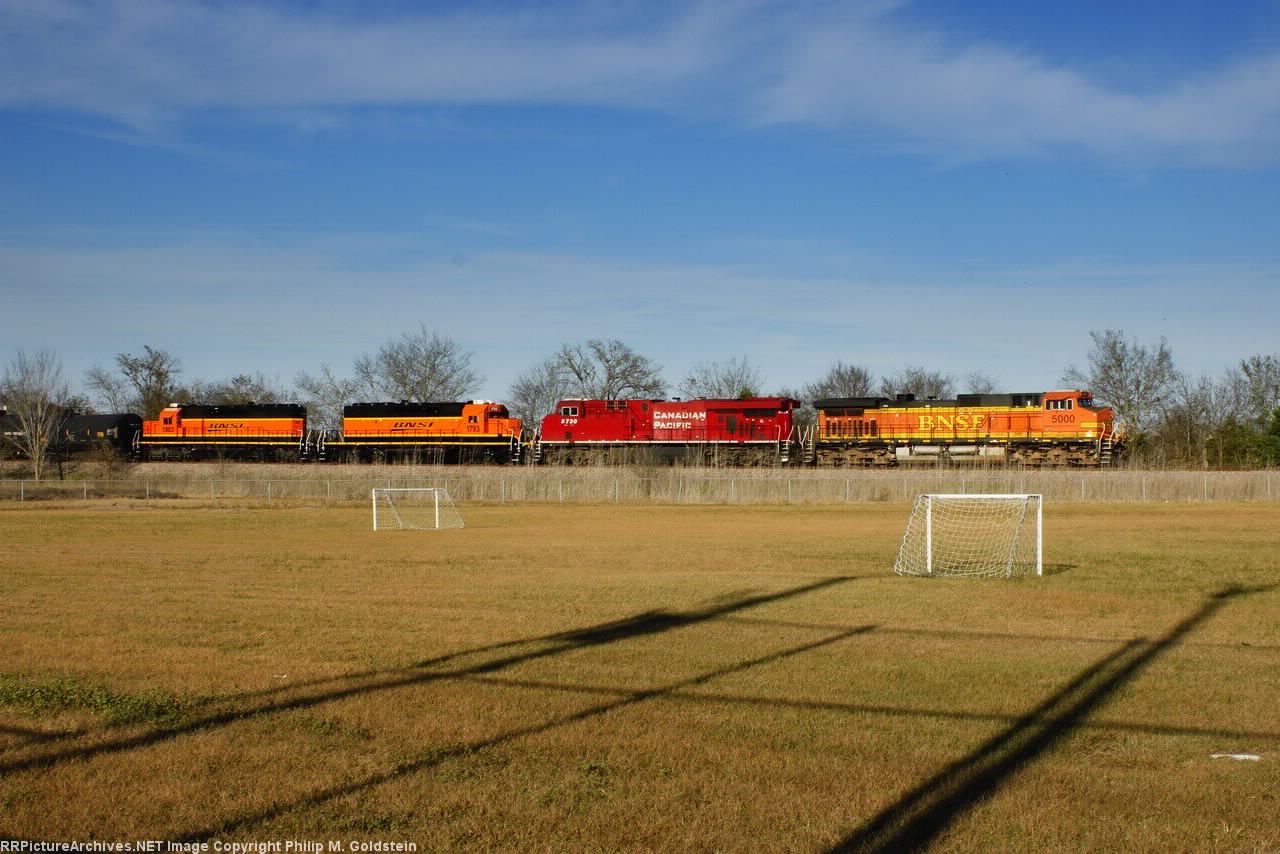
[140,403,307,461]
[535,397,799,465]
[316,400,523,463]
[809,390,1117,466]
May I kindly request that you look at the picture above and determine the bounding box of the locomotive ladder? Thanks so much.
[1098,427,1115,466]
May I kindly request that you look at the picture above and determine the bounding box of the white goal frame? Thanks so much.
[894,493,1042,578]
[371,487,464,531]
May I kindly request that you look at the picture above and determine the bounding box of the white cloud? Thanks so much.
[2,0,1278,164]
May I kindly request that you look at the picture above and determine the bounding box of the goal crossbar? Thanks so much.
[894,493,1042,578]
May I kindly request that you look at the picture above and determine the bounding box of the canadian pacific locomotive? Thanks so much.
[4,389,1119,467]
[535,397,798,465]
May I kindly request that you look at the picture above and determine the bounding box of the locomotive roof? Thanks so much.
[176,403,307,418]
[814,393,1047,410]
[553,397,798,406]
[345,401,469,417]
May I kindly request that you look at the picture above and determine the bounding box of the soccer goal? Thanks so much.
[893,494,1042,578]
[371,487,464,531]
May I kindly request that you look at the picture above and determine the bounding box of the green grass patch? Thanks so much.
[0,673,191,726]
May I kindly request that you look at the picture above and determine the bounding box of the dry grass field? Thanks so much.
[1,498,1278,851]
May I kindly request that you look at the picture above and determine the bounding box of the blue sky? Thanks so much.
[2,0,1278,404]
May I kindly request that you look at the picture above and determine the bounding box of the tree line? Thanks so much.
[3,326,1278,477]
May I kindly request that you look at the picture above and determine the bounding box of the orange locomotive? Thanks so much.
[316,400,523,463]
[811,390,1118,466]
[140,403,306,460]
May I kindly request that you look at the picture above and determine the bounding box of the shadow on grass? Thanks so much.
[0,575,858,780]
[2,579,1274,844]
[827,583,1278,854]
[1041,561,1076,576]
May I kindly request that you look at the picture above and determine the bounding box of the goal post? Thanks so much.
[894,494,1042,578]
[371,487,464,531]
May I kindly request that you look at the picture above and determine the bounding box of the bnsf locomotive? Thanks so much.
[811,390,1117,466]
[4,388,1119,467]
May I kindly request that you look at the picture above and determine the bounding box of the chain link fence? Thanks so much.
[1,467,1276,504]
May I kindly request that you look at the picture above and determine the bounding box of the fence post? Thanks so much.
[146,481,151,500]
[84,482,88,501]
[20,480,24,502]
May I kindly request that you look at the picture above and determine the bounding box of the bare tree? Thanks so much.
[679,355,762,399]
[2,350,69,480]
[802,361,874,401]
[1238,354,1280,428]
[555,339,665,400]
[508,357,572,427]
[295,364,359,432]
[1062,330,1176,434]
[963,370,999,394]
[83,365,131,413]
[86,345,183,419]
[188,373,288,405]
[354,325,481,401]
[879,365,955,400]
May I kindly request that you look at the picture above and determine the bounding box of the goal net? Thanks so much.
[893,494,1042,578]
[372,487,464,531]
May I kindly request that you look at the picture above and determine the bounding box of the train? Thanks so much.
[0,389,1119,467]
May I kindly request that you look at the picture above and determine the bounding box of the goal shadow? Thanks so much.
[826,583,1276,854]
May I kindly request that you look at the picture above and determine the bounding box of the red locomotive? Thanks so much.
[536,397,799,465]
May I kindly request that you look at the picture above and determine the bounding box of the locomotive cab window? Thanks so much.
[468,415,478,423]
[560,406,578,417]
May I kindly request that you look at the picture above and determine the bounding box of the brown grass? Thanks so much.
[3,460,1279,505]
[1,501,1278,851]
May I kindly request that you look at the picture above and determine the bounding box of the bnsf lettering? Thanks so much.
[207,422,246,431]
[917,414,987,431]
